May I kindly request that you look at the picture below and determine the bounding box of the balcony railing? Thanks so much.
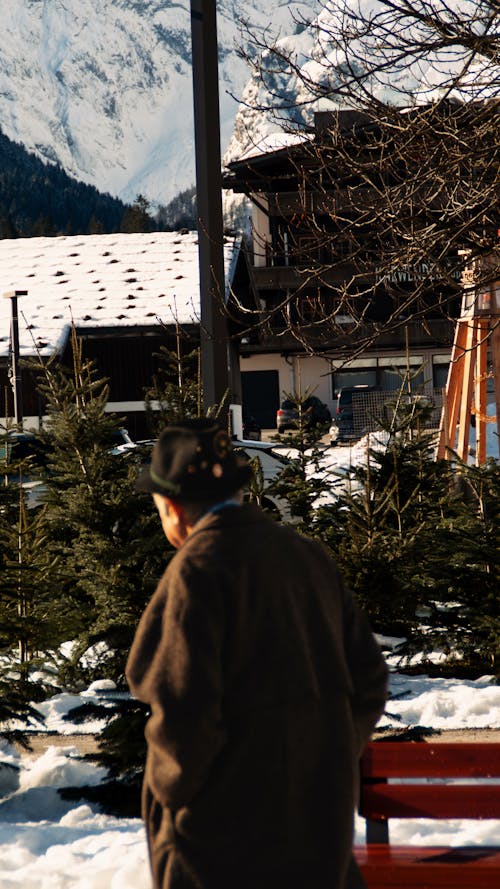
[251,262,364,290]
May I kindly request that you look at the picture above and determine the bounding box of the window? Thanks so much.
[332,369,377,396]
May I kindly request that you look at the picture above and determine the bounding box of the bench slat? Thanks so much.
[355,844,500,889]
[361,783,500,820]
[362,742,500,778]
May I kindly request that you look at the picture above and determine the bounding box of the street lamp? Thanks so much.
[3,290,27,430]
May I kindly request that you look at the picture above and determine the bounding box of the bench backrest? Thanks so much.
[359,741,500,837]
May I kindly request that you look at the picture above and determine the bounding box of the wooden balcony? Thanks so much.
[251,262,364,291]
[240,318,455,355]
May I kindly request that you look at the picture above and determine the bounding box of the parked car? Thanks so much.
[330,385,377,445]
[0,431,49,471]
[1,428,135,506]
[242,415,262,441]
[276,396,331,434]
[0,432,50,508]
[233,439,294,522]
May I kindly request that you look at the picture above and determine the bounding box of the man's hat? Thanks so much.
[135,418,252,499]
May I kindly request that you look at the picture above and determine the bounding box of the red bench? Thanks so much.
[355,741,500,888]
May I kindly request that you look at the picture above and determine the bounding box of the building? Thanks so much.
[0,231,244,438]
[223,110,478,431]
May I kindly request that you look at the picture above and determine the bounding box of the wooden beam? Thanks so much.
[456,320,477,462]
[437,320,468,459]
[474,318,488,465]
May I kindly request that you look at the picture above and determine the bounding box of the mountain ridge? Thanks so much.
[0,1,317,206]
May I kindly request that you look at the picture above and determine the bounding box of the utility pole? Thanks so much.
[3,290,27,430]
[190,0,239,429]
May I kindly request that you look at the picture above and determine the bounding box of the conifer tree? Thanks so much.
[269,388,331,529]
[0,433,61,743]
[314,387,499,676]
[144,326,202,435]
[408,458,500,676]
[120,194,154,233]
[30,328,167,688]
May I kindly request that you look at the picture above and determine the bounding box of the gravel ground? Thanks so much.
[14,727,500,760]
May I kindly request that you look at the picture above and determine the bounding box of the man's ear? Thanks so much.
[165,498,188,531]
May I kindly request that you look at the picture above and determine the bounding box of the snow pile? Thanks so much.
[0,669,499,886]
[0,651,499,888]
[380,673,500,731]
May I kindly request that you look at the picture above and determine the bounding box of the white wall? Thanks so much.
[239,347,454,419]
[239,351,335,412]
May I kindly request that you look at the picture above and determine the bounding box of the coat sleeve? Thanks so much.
[338,570,389,755]
[126,557,227,811]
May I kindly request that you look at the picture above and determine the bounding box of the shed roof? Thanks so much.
[0,231,239,357]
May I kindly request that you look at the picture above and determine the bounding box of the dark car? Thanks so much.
[0,432,49,471]
[276,396,331,434]
[242,415,262,441]
[330,385,377,444]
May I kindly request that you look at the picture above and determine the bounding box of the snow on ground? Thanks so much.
[1,669,499,888]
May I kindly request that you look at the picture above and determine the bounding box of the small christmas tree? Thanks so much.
[144,323,202,435]
[269,388,331,530]
[0,431,62,744]
[315,383,500,676]
[30,327,168,687]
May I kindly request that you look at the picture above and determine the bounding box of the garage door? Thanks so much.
[241,370,280,429]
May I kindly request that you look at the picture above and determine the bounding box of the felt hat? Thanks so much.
[136,418,252,498]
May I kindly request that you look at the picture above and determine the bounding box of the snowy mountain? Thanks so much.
[0,1,317,207]
[224,0,497,167]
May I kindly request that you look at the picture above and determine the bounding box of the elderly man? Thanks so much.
[126,417,388,889]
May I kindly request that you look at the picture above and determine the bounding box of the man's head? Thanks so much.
[136,418,252,547]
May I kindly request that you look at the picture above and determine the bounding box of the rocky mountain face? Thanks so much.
[224,0,495,167]
[0,0,316,206]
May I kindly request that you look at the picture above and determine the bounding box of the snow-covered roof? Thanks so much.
[0,231,239,358]
[235,132,311,162]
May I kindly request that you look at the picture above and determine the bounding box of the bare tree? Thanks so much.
[224,1,499,354]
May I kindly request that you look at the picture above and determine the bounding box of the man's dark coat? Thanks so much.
[126,503,388,889]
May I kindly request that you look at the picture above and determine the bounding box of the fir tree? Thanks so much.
[315,387,499,676]
[0,432,61,743]
[144,326,202,435]
[30,327,168,687]
[120,194,155,233]
[408,458,500,677]
[268,388,331,529]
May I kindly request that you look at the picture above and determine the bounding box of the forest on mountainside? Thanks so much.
[0,128,134,236]
[0,128,199,236]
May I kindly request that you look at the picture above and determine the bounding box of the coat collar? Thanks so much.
[183,501,266,546]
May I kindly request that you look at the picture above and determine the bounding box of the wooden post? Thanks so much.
[489,278,500,459]
[456,319,476,462]
[3,290,27,430]
[437,319,468,458]
[475,318,488,466]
